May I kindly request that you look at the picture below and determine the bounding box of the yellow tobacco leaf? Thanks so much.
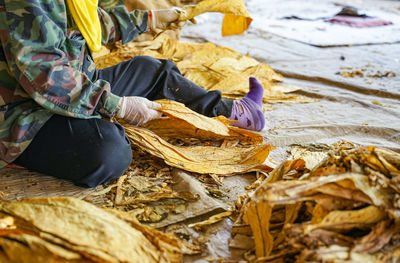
[180,0,252,36]
[157,99,230,137]
[143,117,263,145]
[206,56,260,72]
[143,100,263,144]
[188,210,233,228]
[180,69,223,90]
[0,233,84,263]
[222,14,253,36]
[124,126,272,175]
[105,208,202,257]
[243,201,273,258]
[374,147,400,166]
[306,206,386,233]
[0,197,181,263]
[177,44,240,68]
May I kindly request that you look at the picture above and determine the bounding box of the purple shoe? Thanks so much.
[228,77,265,131]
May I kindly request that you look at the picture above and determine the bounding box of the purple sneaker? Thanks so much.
[228,77,265,131]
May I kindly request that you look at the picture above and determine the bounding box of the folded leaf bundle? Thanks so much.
[122,99,273,175]
[125,125,272,175]
[143,100,264,144]
[0,197,183,263]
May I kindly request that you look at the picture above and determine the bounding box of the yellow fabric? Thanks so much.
[66,0,102,52]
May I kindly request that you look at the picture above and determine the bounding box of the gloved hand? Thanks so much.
[149,7,184,31]
[116,96,162,126]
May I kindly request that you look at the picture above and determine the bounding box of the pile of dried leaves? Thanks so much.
[232,142,400,262]
[0,197,201,263]
[84,99,272,225]
[131,100,273,175]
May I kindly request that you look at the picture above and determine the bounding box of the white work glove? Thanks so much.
[149,7,186,31]
[116,96,162,126]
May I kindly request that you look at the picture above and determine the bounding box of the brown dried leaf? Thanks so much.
[235,143,400,262]
[188,210,233,228]
[353,220,398,253]
[305,206,386,233]
[242,201,273,258]
[105,208,202,257]
[0,233,87,263]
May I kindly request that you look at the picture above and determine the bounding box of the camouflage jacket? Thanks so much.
[0,0,148,166]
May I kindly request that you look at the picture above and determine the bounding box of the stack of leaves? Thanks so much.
[0,197,202,263]
[95,33,314,110]
[125,99,273,175]
[232,142,400,262]
[84,99,272,225]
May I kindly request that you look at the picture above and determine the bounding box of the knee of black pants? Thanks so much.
[131,55,160,64]
[131,56,179,76]
[75,126,133,188]
[130,55,163,71]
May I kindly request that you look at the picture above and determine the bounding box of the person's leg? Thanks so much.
[14,115,132,188]
[97,56,233,117]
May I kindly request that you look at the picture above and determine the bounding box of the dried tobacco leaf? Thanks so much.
[124,126,272,175]
[143,100,263,145]
[353,220,397,254]
[242,201,273,258]
[179,0,252,36]
[0,197,182,263]
[188,210,233,228]
[305,205,386,233]
[105,208,202,257]
[157,99,230,137]
[0,233,87,263]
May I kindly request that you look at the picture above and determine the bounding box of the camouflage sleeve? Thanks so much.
[98,6,149,45]
[4,0,120,119]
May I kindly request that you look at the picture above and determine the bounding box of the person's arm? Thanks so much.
[98,6,149,45]
[4,0,120,119]
[98,5,183,45]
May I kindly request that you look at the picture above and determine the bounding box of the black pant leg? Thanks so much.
[97,56,232,117]
[14,115,132,188]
